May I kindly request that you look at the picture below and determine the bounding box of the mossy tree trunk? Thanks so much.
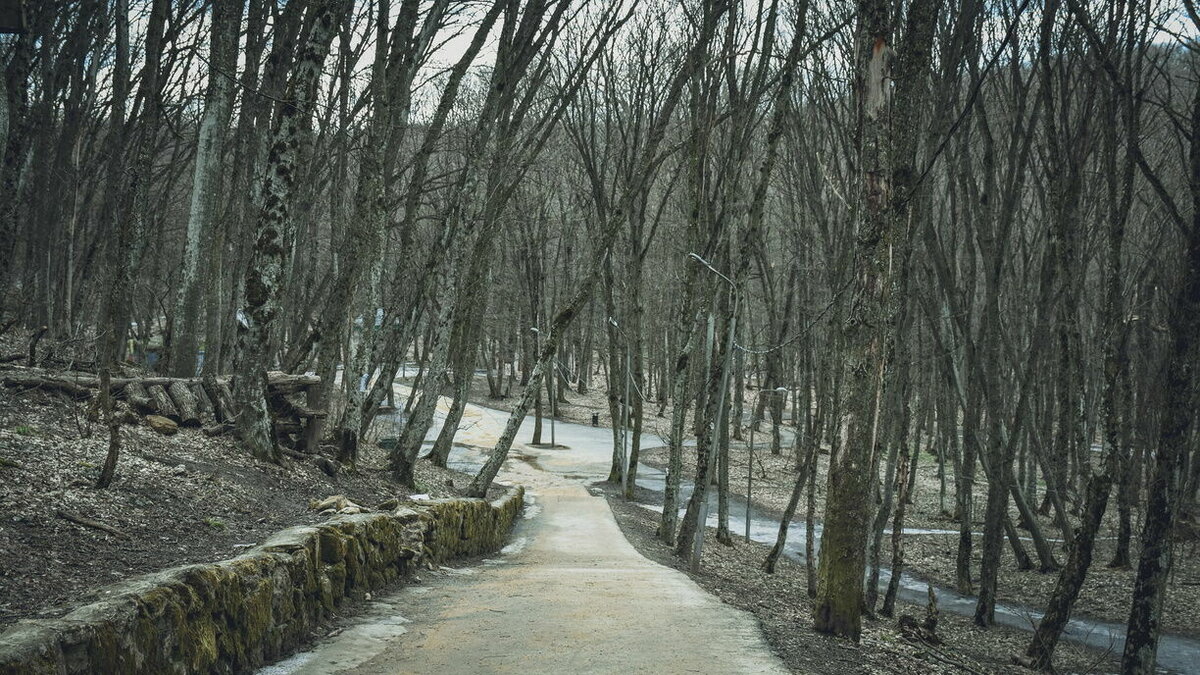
[812,0,894,641]
[233,0,346,463]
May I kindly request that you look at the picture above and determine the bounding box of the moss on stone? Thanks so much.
[0,486,525,674]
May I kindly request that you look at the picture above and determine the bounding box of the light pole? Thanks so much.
[687,253,738,572]
[747,386,789,542]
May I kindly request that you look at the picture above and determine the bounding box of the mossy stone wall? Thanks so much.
[0,486,524,674]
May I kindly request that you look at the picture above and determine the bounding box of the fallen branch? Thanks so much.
[55,509,128,538]
[201,422,235,437]
[2,374,93,399]
[899,636,986,675]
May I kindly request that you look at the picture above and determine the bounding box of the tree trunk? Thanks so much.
[763,433,814,573]
[813,0,894,641]
[169,0,239,377]
[1024,472,1112,669]
[232,0,345,463]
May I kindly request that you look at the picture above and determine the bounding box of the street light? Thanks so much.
[747,386,789,542]
[687,252,739,572]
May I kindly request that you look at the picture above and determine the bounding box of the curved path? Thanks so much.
[262,393,786,674]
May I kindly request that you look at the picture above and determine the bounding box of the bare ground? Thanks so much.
[599,486,1122,674]
[0,384,467,631]
[635,437,1200,640]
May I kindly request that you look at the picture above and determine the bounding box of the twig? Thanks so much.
[56,509,128,539]
[900,635,988,675]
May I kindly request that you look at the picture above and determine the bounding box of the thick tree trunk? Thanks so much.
[232,0,345,463]
[661,307,701,544]
[0,15,34,323]
[1122,226,1200,673]
[674,300,735,564]
[813,0,894,641]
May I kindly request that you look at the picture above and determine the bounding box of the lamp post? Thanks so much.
[747,386,789,542]
[687,253,738,572]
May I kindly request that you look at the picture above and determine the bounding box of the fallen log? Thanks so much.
[1,374,92,399]
[121,382,155,414]
[168,381,201,426]
[0,367,321,396]
[56,510,127,538]
[201,422,235,437]
[266,371,320,393]
[146,384,180,422]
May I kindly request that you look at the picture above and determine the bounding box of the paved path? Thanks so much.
[263,392,786,674]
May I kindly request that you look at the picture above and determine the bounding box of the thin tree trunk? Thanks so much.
[763,432,814,573]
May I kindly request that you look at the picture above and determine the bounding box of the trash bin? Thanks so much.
[591,413,599,427]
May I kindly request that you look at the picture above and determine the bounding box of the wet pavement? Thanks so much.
[259,390,785,674]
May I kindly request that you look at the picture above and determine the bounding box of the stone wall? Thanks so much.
[0,486,524,674]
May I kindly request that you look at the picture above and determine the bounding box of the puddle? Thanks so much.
[256,599,411,674]
[500,536,528,555]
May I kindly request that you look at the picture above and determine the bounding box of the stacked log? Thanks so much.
[202,376,236,423]
[146,384,180,422]
[190,383,213,416]
[122,382,154,413]
[1,367,322,435]
[168,381,201,427]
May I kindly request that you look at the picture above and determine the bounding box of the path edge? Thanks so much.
[0,486,525,674]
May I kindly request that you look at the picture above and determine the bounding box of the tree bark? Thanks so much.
[169,0,240,377]
[813,0,894,641]
[232,0,346,463]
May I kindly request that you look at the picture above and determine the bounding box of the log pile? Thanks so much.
[0,367,322,441]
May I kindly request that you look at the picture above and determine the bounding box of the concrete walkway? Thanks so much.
[263,393,786,674]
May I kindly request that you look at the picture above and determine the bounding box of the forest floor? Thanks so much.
[0,382,466,631]
[633,441,1200,641]
[599,485,1121,674]
[284,388,1118,675]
